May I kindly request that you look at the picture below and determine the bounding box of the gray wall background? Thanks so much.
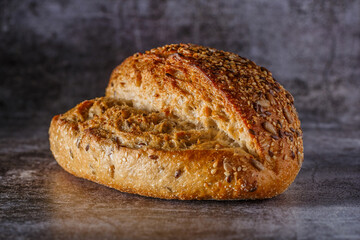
[1,0,359,128]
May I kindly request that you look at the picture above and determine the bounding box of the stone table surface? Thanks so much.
[1,123,359,240]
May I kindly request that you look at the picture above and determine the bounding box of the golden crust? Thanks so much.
[49,43,303,200]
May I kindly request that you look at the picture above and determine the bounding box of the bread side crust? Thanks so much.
[49,113,295,200]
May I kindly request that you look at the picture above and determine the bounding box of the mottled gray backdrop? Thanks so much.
[1,0,359,129]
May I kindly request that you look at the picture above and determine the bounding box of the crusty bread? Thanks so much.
[49,43,303,200]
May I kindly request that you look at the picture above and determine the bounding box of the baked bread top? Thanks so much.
[50,43,303,200]
[107,43,303,173]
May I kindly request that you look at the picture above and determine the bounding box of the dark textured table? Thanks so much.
[1,0,360,239]
[0,121,359,240]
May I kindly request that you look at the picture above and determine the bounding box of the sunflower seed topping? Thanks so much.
[283,107,293,123]
[262,121,277,135]
[223,162,233,172]
[250,159,264,171]
[260,113,267,117]
[266,93,275,105]
[257,99,270,108]
[284,131,293,137]
[278,130,284,138]
[271,135,279,140]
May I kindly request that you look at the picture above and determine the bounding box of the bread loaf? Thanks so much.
[49,43,303,200]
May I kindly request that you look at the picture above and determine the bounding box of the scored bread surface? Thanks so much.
[49,43,303,200]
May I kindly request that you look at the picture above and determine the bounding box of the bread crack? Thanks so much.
[62,97,243,151]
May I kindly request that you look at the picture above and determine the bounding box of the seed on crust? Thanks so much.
[75,137,81,148]
[226,175,232,183]
[284,131,294,142]
[85,144,90,151]
[213,161,218,168]
[297,154,302,165]
[253,102,261,113]
[273,85,280,93]
[211,169,217,175]
[291,151,296,159]
[266,93,275,105]
[283,107,293,124]
[262,121,277,135]
[268,150,274,157]
[259,113,266,117]
[249,186,257,192]
[251,159,264,171]
[284,131,293,137]
[223,162,233,172]
[106,146,113,156]
[260,66,269,73]
[286,92,294,103]
[271,135,279,140]
[112,136,120,145]
[249,129,256,135]
[149,155,159,160]
[69,149,74,159]
[264,111,272,116]
[257,99,270,108]
[278,130,284,138]
[175,170,182,178]
[290,127,295,132]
